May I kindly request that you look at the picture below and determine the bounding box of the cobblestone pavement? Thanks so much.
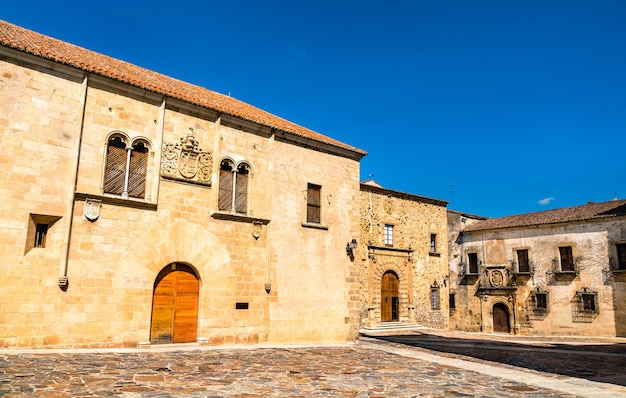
[0,333,624,397]
[368,328,626,386]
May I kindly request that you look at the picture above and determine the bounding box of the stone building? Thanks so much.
[0,20,366,348]
[358,181,449,329]
[448,200,626,337]
[446,210,487,331]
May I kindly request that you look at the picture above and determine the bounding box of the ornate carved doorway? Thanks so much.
[492,303,510,334]
[381,271,400,322]
[150,263,199,344]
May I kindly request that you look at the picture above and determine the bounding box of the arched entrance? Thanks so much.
[381,271,400,322]
[492,303,510,334]
[150,263,199,344]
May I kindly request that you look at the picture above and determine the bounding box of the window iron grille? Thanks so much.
[571,288,598,323]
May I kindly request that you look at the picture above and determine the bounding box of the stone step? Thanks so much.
[360,322,424,336]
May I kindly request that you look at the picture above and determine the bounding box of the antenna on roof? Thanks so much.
[614,192,618,201]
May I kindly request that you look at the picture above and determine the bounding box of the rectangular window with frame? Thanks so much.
[467,252,479,274]
[616,243,626,270]
[430,234,437,253]
[517,249,530,273]
[430,288,440,310]
[449,293,456,310]
[306,184,321,224]
[384,224,394,247]
[559,246,575,272]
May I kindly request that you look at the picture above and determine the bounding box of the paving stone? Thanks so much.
[0,336,624,397]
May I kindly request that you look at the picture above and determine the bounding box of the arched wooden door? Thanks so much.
[381,271,400,322]
[493,303,510,334]
[150,264,199,344]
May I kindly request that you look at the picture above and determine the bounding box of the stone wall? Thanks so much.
[449,212,626,337]
[0,46,362,348]
[358,183,448,329]
[447,211,487,332]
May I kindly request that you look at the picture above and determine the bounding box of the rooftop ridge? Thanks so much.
[464,199,626,232]
[0,19,366,158]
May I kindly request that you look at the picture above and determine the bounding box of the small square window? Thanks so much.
[34,223,48,248]
[384,224,394,247]
[27,214,61,254]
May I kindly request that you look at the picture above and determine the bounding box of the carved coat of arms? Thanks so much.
[84,198,101,221]
[161,131,212,186]
[487,268,508,288]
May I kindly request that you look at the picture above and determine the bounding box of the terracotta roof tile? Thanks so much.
[464,200,626,232]
[0,20,366,158]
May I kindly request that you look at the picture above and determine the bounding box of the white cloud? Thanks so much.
[538,197,555,205]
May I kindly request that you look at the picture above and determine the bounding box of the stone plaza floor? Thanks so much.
[1,329,625,397]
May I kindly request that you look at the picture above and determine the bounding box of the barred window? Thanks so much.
[533,293,548,311]
[528,289,549,320]
[430,288,440,310]
[103,135,149,199]
[572,289,599,323]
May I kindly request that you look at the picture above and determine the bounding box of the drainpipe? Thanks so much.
[264,132,274,293]
[58,75,89,291]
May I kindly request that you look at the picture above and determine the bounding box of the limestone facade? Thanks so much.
[448,201,626,337]
[0,22,365,348]
[358,181,449,329]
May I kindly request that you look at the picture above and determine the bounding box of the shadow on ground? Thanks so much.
[370,332,626,386]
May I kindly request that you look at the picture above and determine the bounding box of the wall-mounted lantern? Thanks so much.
[346,239,358,256]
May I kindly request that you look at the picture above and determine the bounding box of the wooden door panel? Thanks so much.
[493,304,510,333]
[381,272,399,322]
[151,267,199,344]
[150,278,175,344]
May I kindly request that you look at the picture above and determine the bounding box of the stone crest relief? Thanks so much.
[486,267,509,288]
[161,131,212,186]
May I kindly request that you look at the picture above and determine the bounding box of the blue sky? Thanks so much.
[4,1,625,217]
